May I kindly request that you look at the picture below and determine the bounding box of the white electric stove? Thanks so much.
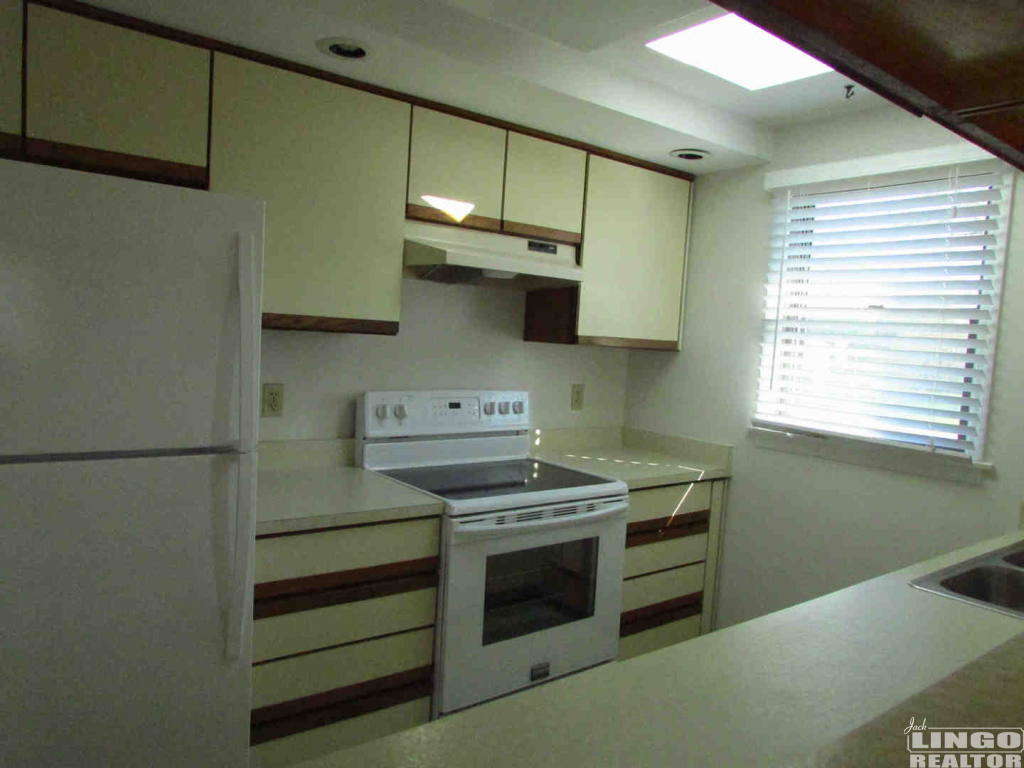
[356,390,629,716]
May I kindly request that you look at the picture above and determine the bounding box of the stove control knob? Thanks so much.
[498,402,510,415]
[375,404,389,420]
[483,402,495,415]
[512,401,524,414]
[394,404,408,420]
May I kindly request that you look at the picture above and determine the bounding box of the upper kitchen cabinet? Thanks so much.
[407,107,506,232]
[577,155,691,349]
[0,0,20,149]
[503,132,585,244]
[24,4,210,187]
[210,54,411,333]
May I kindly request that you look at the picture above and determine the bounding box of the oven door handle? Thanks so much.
[450,499,629,542]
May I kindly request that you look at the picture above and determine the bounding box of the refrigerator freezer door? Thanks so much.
[0,159,264,456]
[1,454,253,767]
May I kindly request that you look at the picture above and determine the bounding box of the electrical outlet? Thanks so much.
[571,383,584,411]
[262,383,284,418]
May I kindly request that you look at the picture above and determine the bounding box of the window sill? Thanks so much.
[749,425,994,485]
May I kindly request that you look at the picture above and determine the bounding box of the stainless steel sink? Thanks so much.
[910,541,1024,619]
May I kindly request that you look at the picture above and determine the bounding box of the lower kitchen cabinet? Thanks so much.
[250,515,440,766]
[617,479,727,661]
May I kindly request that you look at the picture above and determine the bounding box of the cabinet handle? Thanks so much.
[237,232,258,454]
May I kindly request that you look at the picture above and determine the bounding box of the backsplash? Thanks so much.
[259,278,630,441]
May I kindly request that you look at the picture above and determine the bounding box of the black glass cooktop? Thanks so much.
[379,459,611,501]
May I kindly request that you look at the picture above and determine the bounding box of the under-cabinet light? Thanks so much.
[421,195,475,223]
[646,13,832,90]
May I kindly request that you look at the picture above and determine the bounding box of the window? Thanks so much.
[754,161,1014,464]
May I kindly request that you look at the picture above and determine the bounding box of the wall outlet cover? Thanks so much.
[571,383,584,411]
[262,382,284,418]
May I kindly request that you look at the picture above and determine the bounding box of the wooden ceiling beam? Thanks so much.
[714,0,1024,173]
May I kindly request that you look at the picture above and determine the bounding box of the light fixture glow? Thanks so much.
[421,195,475,223]
[646,13,832,90]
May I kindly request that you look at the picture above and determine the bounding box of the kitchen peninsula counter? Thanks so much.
[292,531,1024,768]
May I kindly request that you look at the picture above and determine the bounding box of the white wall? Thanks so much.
[260,277,630,440]
[625,107,1024,627]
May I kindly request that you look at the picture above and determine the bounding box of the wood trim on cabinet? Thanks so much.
[255,514,440,540]
[0,131,20,158]
[625,522,709,550]
[620,591,702,637]
[250,667,433,745]
[405,202,501,233]
[254,572,438,619]
[578,335,679,350]
[254,555,439,601]
[23,137,208,188]
[261,313,400,335]
[501,219,582,246]
[27,0,694,183]
[625,510,710,547]
[523,285,578,345]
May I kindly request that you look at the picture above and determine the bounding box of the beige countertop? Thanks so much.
[255,428,732,534]
[255,466,442,535]
[531,445,729,489]
[294,531,1024,768]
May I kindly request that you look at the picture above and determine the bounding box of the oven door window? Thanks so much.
[482,537,598,645]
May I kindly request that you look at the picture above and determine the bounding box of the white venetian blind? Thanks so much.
[754,161,1014,460]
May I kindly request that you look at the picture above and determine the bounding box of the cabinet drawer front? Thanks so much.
[628,482,711,526]
[252,696,430,767]
[253,627,433,709]
[623,533,707,579]
[255,518,439,584]
[254,587,436,663]
[26,5,209,166]
[618,614,701,661]
[622,563,704,613]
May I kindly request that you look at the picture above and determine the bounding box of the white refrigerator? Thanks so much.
[1,159,264,766]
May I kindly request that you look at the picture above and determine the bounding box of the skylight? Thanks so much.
[646,13,832,91]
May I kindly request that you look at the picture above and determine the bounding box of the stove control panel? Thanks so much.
[358,390,530,438]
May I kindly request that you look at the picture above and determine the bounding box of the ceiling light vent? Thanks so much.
[670,148,710,161]
[316,37,368,60]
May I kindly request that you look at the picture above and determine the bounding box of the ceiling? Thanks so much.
[96,0,890,173]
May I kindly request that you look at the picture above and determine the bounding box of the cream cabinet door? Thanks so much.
[407,107,505,228]
[578,156,691,348]
[25,5,209,166]
[0,0,20,138]
[503,132,585,240]
[211,54,410,324]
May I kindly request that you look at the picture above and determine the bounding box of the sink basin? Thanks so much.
[910,541,1024,619]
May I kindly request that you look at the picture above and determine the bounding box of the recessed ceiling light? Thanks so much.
[316,37,368,60]
[670,148,710,161]
[646,13,832,91]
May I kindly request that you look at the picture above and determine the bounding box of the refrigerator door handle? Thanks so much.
[237,233,258,454]
[226,450,256,662]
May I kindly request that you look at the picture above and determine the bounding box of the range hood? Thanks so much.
[403,220,581,288]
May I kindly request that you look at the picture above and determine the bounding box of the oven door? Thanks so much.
[436,496,628,715]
